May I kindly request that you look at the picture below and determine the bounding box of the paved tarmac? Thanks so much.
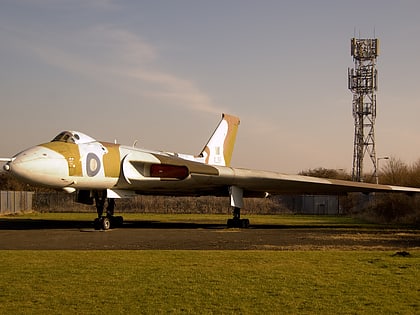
[0,218,419,250]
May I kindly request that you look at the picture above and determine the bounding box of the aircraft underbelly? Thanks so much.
[70,176,119,190]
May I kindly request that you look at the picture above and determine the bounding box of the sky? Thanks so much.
[1,0,419,174]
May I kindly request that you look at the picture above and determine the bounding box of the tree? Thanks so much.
[380,157,410,186]
[407,159,420,188]
[0,171,27,190]
[298,167,351,180]
[0,171,53,192]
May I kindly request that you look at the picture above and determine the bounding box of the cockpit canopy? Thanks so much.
[51,131,96,144]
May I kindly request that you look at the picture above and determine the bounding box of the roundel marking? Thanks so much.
[86,153,101,177]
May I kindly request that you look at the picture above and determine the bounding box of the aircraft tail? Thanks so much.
[198,113,240,167]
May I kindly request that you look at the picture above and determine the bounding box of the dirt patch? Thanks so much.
[0,218,419,250]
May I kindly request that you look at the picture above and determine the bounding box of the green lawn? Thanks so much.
[0,214,418,314]
[0,250,419,314]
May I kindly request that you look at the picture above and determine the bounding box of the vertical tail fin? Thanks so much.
[198,113,240,166]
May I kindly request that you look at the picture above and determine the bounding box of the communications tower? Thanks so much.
[348,37,379,182]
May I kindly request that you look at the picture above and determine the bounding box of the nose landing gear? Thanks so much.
[93,191,124,230]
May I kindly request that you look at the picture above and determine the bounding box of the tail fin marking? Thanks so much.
[199,113,240,167]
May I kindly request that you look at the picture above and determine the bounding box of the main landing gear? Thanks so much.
[227,207,250,228]
[93,191,123,230]
[227,186,250,228]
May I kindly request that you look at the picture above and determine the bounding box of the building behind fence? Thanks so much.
[0,191,34,215]
[277,195,341,215]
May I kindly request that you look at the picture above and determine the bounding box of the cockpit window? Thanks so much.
[51,131,96,144]
[52,132,76,143]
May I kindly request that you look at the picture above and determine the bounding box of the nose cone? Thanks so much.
[8,146,72,187]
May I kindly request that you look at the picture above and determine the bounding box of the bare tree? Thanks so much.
[380,157,410,186]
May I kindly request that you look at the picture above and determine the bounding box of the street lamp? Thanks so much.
[376,156,389,184]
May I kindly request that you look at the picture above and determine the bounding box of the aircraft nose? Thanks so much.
[8,146,70,187]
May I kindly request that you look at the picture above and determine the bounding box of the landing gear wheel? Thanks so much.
[93,216,124,230]
[102,217,111,230]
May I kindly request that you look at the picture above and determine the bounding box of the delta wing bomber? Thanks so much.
[3,113,420,229]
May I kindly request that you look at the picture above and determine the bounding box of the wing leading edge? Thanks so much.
[228,168,420,195]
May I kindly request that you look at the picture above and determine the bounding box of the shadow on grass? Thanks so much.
[0,217,405,231]
[0,218,227,230]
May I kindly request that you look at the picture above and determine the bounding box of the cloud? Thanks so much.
[124,69,221,114]
[2,22,222,114]
[11,0,119,10]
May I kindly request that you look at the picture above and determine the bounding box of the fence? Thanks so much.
[0,191,34,215]
[32,192,287,214]
[1,190,345,215]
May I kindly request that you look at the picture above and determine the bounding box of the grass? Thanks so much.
[0,250,418,314]
[0,213,418,314]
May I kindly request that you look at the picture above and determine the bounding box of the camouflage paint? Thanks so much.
[222,114,240,167]
[41,141,122,179]
[41,142,83,176]
[101,142,121,178]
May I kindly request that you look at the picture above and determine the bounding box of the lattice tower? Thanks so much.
[348,38,379,182]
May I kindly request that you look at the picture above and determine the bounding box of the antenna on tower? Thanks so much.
[348,36,379,182]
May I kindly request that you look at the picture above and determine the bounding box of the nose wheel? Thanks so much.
[94,215,124,230]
